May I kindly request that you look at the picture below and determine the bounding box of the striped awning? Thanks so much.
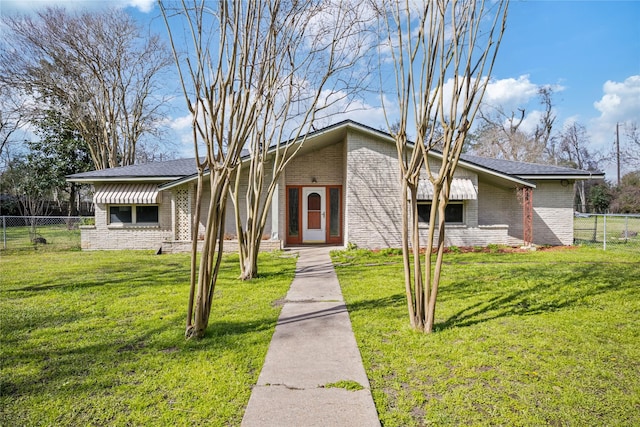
[416,178,477,200]
[94,183,159,204]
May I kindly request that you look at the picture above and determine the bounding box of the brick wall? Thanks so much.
[344,129,403,248]
[478,180,575,246]
[532,181,575,245]
[285,140,345,185]
[81,185,173,250]
[161,238,282,254]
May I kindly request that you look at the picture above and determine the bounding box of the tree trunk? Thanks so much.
[68,184,78,216]
[400,180,416,327]
[425,195,448,333]
[185,171,230,339]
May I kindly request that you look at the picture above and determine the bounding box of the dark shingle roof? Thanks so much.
[460,154,603,177]
[68,158,199,180]
[67,121,604,182]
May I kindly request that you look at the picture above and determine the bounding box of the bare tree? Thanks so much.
[160,0,365,336]
[230,1,371,280]
[470,86,555,163]
[0,7,173,170]
[378,0,508,332]
[557,121,600,212]
[621,121,640,172]
[0,85,27,160]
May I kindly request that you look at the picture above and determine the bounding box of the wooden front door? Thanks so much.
[286,185,342,245]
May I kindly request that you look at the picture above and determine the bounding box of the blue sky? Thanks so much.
[2,0,639,177]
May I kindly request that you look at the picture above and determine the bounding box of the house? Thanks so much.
[67,120,604,252]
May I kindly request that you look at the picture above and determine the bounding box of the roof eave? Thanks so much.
[158,173,204,190]
[428,152,537,188]
[518,173,606,181]
[67,176,183,184]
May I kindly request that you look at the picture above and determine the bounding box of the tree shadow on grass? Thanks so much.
[1,311,281,400]
[436,261,637,331]
[341,261,638,332]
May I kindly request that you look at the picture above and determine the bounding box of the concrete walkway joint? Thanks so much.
[241,246,380,427]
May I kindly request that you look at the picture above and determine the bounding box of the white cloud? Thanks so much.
[314,89,389,130]
[483,75,539,108]
[169,114,192,132]
[122,0,154,13]
[0,0,156,13]
[589,75,640,154]
[593,75,640,124]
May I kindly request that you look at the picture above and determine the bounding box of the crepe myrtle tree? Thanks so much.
[160,0,369,337]
[377,0,508,332]
[229,1,372,281]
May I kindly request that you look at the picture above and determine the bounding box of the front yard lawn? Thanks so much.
[332,246,640,426]
[0,250,296,426]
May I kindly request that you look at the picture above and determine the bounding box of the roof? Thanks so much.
[460,154,604,179]
[67,120,605,185]
[68,157,198,182]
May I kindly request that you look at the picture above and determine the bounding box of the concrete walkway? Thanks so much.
[241,246,380,427]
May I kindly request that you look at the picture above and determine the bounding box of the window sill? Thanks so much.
[418,223,466,229]
[107,224,161,230]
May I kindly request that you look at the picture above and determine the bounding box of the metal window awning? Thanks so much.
[416,178,477,200]
[94,183,160,204]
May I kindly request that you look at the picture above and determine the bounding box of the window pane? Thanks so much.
[110,206,132,223]
[288,188,299,237]
[137,205,159,223]
[417,203,463,223]
[308,193,321,210]
[329,188,340,237]
[445,204,463,223]
[417,203,431,223]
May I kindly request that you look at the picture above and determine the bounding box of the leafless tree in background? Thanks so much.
[470,86,555,163]
[0,85,27,161]
[557,122,600,211]
[621,121,640,172]
[0,7,172,170]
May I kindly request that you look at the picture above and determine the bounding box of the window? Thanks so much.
[417,201,464,224]
[329,187,340,237]
[109,205,159,225]
[288,188,299,237]
[136,205,159,223]
[110,206,132,224]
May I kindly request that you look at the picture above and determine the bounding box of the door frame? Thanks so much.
[286,185,342,245]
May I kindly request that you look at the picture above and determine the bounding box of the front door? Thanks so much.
[302,187,325,243]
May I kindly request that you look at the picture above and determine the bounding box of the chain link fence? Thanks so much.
[574,213,640,251]
[1,216,89,251]
[2,214,639,252]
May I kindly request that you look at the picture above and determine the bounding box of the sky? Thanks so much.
[1,0,639,179]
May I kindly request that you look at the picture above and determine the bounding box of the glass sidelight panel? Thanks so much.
[329,187,340,237]
[288,188,299,236]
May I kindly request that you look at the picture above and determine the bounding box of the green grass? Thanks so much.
[323,380,365,391]
[574,215,640,247]
[0,250,296,426]
[332,246,640,426]
[1,224,81,252]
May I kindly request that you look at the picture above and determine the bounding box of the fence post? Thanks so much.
[2,216,5,250]
[603,214,607,251]
[624,216,628,242]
